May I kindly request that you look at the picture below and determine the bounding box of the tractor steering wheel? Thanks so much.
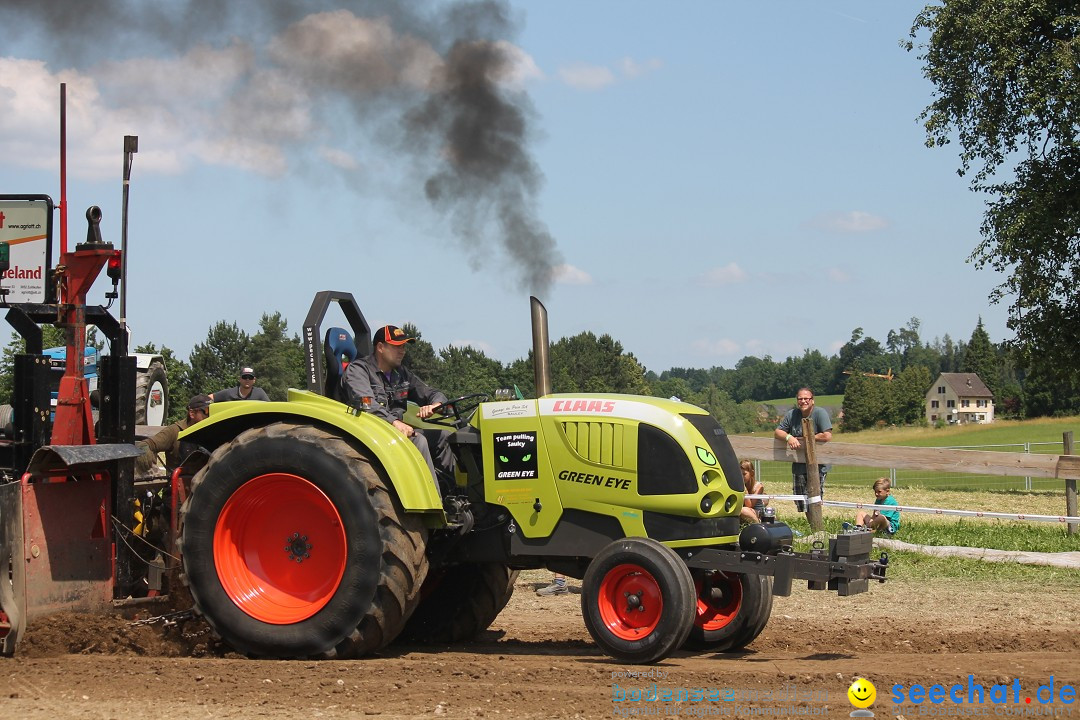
[424,393,489,427]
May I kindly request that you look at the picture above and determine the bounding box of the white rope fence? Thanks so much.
[744,494,1080,524]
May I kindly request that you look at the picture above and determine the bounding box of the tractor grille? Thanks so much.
[560,421,627,468]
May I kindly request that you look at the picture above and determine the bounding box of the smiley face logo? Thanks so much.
[847,678,876,709]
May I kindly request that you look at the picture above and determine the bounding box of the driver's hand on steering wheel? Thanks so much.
[416,402,443,419]
[392,419,415,438]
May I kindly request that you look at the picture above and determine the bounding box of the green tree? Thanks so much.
[649,375,694,402]
[909,2,1080,394]
[400,322,442,383]
[189,321,252,396]
[503,355,536,398]
[548,332,649,395]
[892,365,933,426]
[249,312,305,401]
[841,373,888,432]
[835,328,888,391]
[435,345,503,399]
[961,317,997,397]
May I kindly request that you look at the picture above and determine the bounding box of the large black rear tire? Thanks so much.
[178,422,428,658]
[398,563,518,643]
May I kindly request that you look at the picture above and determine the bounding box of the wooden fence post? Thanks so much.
[802,417,824,532]
[1065,431,1077,536]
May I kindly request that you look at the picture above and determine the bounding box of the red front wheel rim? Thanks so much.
[694,572,742,631]
[214,473,347,624]
[596,563,664,640]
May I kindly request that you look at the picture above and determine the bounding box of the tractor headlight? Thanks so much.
[701,469,722,487]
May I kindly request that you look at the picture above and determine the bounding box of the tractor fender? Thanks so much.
[132,352,165,370]
[178,389,441,512]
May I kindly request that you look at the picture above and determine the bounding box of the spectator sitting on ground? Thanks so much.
[854,477,901,535]
[739,460,769,524]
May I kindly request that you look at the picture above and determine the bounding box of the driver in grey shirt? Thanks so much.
[340,324,454,494]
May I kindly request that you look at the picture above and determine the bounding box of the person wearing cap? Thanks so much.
[340,324,454,494]
[136,394,213,473]
[213,366,270,403]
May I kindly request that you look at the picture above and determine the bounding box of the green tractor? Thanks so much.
[175,291,885,663]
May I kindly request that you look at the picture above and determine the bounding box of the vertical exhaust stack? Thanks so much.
[530,296,551,398]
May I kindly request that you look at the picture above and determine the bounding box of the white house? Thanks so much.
[925,373,995,425]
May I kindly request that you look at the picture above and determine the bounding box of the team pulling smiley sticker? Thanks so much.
[847,677,876,717]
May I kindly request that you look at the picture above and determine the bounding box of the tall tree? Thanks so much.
[435,345,503,400]
[249,312,305,402]
[835,328,888,390]
[909,2,1080,387]
[961,317,997,397]
[548,332,649,395]
[841,373,888,432]
[892,365,933,426]
[400,322,441,383]
[189,321,252,396]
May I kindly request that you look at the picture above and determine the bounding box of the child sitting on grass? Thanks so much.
[855,477,901,535]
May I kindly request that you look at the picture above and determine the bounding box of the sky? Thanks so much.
[0,1,1010,376]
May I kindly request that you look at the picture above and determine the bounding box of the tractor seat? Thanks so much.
[324,326,357,400]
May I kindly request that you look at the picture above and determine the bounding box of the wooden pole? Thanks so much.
[802,417,824,531]
[1065,431,1077,536]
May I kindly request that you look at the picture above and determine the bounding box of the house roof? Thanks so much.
[933,372,994,398]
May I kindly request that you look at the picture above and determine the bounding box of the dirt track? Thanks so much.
[3,572,1078,719]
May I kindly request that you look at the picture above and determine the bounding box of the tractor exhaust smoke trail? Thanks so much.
[0,0,561,296]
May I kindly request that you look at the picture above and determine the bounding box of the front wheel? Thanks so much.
[178,422,429,658]
[581,538,696,664]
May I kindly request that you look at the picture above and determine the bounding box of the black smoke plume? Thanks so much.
[1,0,561,295]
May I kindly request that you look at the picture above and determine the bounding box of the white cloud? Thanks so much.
[551,264,592,285]
[700,262,748,285]
[806,210,888,233]
[558,56,661,91]
[493,40,544,89]
[558,63,615,90]
[618,57,663,78]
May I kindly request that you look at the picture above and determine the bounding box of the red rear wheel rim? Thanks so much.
[596,563,664,640]
[694,572,742,631]
[214,473,346,624]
